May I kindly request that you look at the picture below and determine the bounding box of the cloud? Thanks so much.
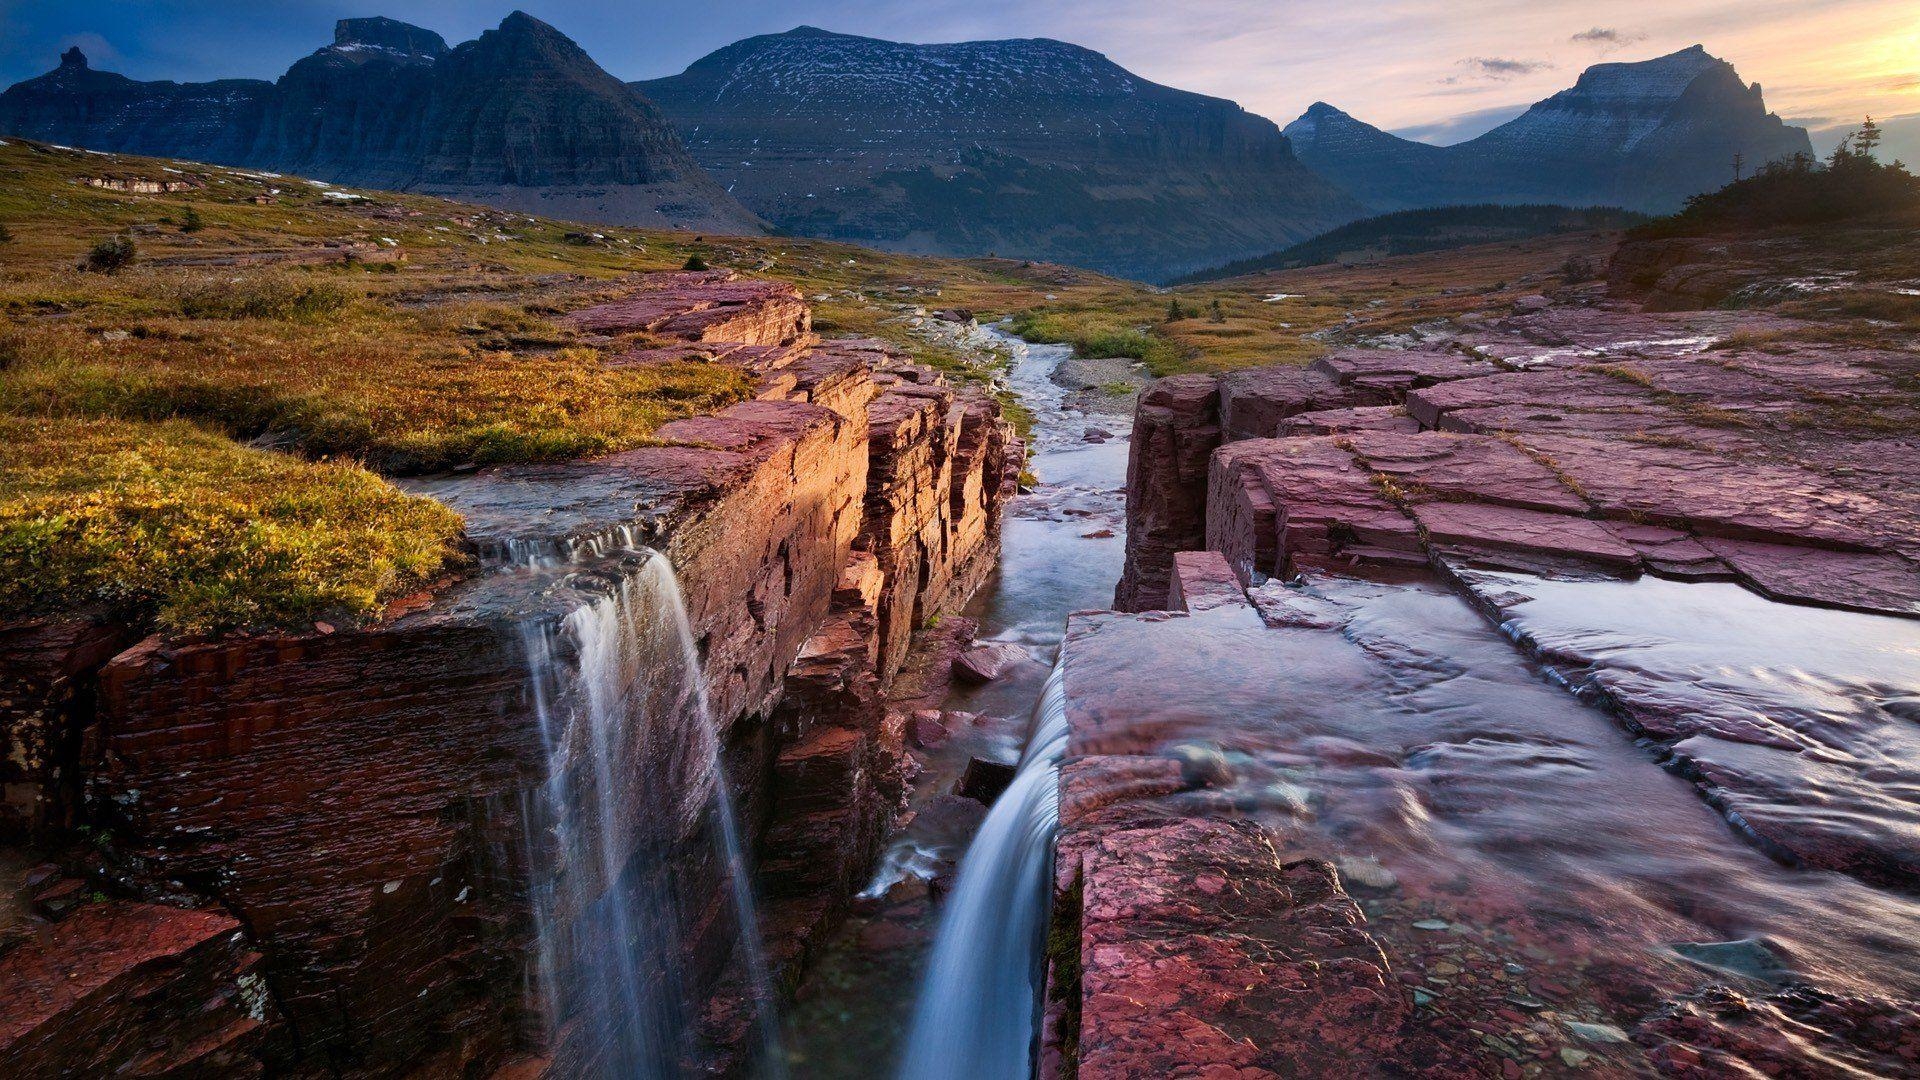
[1570,27,1647,52]
[1442,56,1552,84]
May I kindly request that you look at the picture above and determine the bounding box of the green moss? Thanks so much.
[1046,876,1084,1079]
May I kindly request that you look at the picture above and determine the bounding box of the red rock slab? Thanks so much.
[1165,550,1262,625]
[1216,364,1368,441]
[1413,502,1640,571]
[1405,369,1652,429]
[1712,344,1916,399]
[1497,306,1797,353]
[1697,538,1920,617]
[1309,347,1502,394]
[1345,430,1590,514]
[1280,405,1421,436]
[1435,402,1767,454]
[1601,357,1809,416]
[563,270,810,346]
[1600,522,1731,579]
[0,900,271,1075]
[1206,437,1421,584]
[1069,819,1402,1080]
[1116,375,1221,612]
[1509,433,1895,551]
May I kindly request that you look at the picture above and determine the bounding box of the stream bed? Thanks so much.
[781,325,1134,1077]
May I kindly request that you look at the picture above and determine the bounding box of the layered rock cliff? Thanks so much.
[0,14,761,233]
[639,27,1361,282]
[1285,46,1813,213]
[0,273,1014,1077]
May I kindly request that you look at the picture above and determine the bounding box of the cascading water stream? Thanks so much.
[519,547,785,1078]
[896,665,1069,1080]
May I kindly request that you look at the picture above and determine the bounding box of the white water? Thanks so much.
[896,666,1070,1079]
[520,549,784,1077]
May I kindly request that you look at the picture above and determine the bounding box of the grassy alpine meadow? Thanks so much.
[0,136,1603,634]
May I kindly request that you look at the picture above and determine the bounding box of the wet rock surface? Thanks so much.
[1052,575,1920,1077]
[1084,274,1920,1075]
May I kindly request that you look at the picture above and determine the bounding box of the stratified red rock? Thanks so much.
[0,616,131,842]
[1114,375,1219,612]
[563,270,810,346]
[0,900,273,1075]
[1217,364,1368,441]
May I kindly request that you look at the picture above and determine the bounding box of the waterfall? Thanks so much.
[897,665,1070,1080]
[519,548,784,1077]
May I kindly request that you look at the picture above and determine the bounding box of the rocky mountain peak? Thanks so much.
[331,17,447,60]
[1286,44,1810,214]
[59,47,88,71]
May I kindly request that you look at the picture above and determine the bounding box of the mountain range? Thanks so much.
[0,16,1817,280]
[1284,46,1813,213]
[637,27,1359,280]
[0,14,761,233]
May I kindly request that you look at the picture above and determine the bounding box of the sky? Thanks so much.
[3,0,1917,154]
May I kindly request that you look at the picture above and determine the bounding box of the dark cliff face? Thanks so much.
[639,27,1362,282]
[1285,46,1814,213]
[0,47,269,163]
[0,13,760,232]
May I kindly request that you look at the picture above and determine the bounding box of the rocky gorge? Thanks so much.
[0,269,1019,1076]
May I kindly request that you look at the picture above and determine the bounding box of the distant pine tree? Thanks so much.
[1209,299,1226,323]
[180,205,203,233]
[682,253,709,271]
[1165,299,1186,322]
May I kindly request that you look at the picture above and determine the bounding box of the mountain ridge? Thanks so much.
[1285,45,1813,213]
[0,12,762,233]
[637,26,1363,281]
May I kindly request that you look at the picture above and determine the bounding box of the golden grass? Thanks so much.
[0,417,465,634]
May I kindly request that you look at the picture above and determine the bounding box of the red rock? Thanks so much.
[1413,502,1640,571]
[1116,375,1221,612]
[1310,347,1501,394]
[953,641,1028,684]
[563,270,810,347]
[0,901,273,1076]
[0,616,133,842]
[1217,364,1368,441]
[1346,430,1590,515]
[1063,818,1403,1078]
[1165,550,1262,626]
[1206,437,1421,583]
[1697,538,1920,616]
[1281,405,1422,436]
[908,709,950,749]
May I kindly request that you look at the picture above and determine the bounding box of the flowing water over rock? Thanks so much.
[897,669,1068,1079]
[520,549,783,1077]
[1050,571,1920,1074]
